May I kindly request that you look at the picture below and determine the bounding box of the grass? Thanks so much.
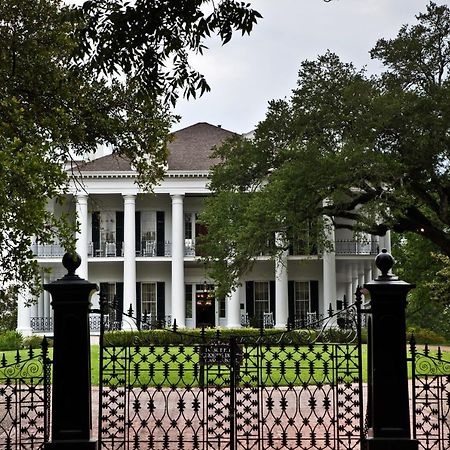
[1,344,449,388]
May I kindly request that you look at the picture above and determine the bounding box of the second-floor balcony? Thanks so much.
[32,238,380,259]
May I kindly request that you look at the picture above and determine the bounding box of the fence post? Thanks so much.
[44,253,98,450]
[364,249,418,450]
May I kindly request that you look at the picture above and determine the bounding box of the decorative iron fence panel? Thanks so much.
[98,302,365,450]
[410,341,450,450]
[0,339,52,450]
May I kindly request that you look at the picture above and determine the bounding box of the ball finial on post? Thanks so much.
[62,252,82,277]
[375,248,395,279]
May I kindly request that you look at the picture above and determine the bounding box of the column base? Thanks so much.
[17,326,33,337]
[226,323,242,329]
[365,437,419,450]
[44,439,97,450]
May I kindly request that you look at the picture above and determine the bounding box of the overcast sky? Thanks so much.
[173,0,446,134]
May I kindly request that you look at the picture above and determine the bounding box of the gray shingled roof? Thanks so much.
[80,122,237,172]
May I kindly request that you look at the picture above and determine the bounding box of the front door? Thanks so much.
[196,283,215,327]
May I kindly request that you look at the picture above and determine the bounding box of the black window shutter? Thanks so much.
[92,211,100,253]
[116,211,124,256]
[156,211,165,256]
[135,211,141,255]
[310,280,319,314]
[288,281,295,322]
[157,282,165,321]
[135,282,141,328]
[269,281,276,317]
[116,282,124,323]
[245,281,254,318]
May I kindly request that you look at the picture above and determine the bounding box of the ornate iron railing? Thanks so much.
[335,240,379,255]
[410,339,450,450]
[0,339,52,449]
[30,314,104,333]
[98,297,366,450]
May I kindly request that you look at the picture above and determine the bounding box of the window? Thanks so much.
[141,211,156,241]
[254,281,270,318]
[185,284,193,319]
[101,283,116,305]
[219,296,226,319]
[184,214,193,240]
[294,281,310,317]
[100,211,116,243]
[142,283,157,317]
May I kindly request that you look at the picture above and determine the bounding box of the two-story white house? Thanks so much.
[17,122,389,335]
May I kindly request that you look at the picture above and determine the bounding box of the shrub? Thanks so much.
[22,335,53,349]
[0,331,23,351]
[103,327,368,347]
[407,327,447,345]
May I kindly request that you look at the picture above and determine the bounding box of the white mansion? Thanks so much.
[17,122,389,335]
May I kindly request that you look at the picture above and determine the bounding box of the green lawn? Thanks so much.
[1,344,448,387]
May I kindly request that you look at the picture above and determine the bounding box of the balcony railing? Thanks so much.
[31,243,65,258]
[88,242,123,257]
[335,240,379,255]
[30,315,102,333]
[136,240,172,257]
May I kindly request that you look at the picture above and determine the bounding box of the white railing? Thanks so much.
[31,243,65,258]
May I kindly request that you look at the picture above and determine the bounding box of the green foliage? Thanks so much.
[393,232,450,338]
[200,2,450,292]
[0,0,173,297]
[103,327,367,347]
[407,327,447,345]
[0,331,23,351]
[0,288,18,332]
[78,0,262,106]
[22,335,53,349]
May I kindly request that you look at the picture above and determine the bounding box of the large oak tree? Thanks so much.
[200,2,450,294]
[0,0,172,299]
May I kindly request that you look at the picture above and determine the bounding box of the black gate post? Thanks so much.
[44,253,98,450]
[364,249,418,450]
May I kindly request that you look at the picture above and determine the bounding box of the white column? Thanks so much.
[323,217,337,312]
[17,289,32,336]
[384,230,392,253]
[352,265,359,301]
[75,194,89,279]
[358,263,365,290]
[123,195,136,327]
[364,264,373,285]
[171,194,185,327]
[275,234,289,328]
[346,280,354,306]
[38,291,44,318]
[227,286,241,328]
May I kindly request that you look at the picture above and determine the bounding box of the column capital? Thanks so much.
[170,193,185,201]
[123,194,136,203]
[75,193,89,204]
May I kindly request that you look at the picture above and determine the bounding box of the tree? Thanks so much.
[77,0,262,105]
[200,2,450,294]
[0,0,172,297]
[393,233,450,338]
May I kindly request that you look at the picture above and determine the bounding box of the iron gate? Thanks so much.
[0,338,52,449]
[409,338,450,450]
[98,300,366,450]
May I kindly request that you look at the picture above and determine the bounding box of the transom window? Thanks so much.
[294,281,310,317]
[142,283,157,317]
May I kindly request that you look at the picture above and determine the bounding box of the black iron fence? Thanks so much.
[0,339,52,450]
[410,338,450,450]
[98,299,366,450]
